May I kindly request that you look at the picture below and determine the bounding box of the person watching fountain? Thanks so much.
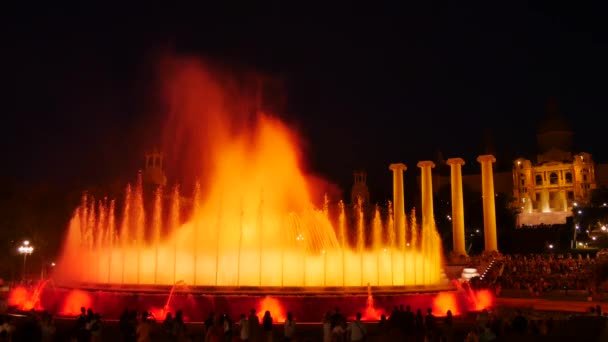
[262,310,273,341]
[119,309,136,341]
[40,312,56,342]
[0,316,15,342]
[162,312,173,334]
[283,311,295,341]
[74,307,87,336]
[442,310,454,342]
[171,310,186,339]
[322,311,332,342]
[136,311,152,342]
[248,309,260,341]
[205,313,225,342]
[414,309,424,340]
[425,308,437,341]
[223,313,233,341]
[345,312,366,342]
[330,307,343,330]
[239,313,250,341]
[331,317,346,342]
[205,311,216,333]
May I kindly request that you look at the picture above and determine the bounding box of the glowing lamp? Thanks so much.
[18,241,34,280]
[461,268,480,281]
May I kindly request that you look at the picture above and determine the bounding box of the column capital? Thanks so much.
[446,158,466,166]
[477,154,496,164]
[417,160,435,169]
[389,163,407,171]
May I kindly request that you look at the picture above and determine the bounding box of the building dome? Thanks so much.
[538,116,571,134]
[536,99,573,157]
[538,98,571,133]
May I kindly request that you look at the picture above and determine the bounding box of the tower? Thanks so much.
[351,170,370,206]
[537,98,573,163]
[143,148,167,187]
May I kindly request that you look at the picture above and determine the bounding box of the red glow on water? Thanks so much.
[432,292,459,316]
[8,286,36,310]
[60,290,92,316]
[362,292,383,320]
[363,305,382,321]
[149,306,168,321]
[450,279,495,312]
[470,289,494,311]
[257,296,286,322]
[8,287,28,306]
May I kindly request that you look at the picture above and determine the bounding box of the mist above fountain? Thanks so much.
[53,56,445,289]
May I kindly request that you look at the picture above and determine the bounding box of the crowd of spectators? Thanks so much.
[472,253,605,298]
[0,309,55,341]
[462,305,608,341]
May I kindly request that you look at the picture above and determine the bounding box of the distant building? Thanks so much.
[428,100,608,227]
[143,148,167,187]
[512,104,597,226]
[351,170,370,206]
[512,153,596,226]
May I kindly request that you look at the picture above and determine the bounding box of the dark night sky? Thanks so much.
[3,3,608,203]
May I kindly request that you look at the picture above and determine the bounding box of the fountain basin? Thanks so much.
[60,283,455,295]
[32,283,481,323]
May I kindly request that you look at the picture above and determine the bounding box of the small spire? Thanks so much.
[436,149,445,166]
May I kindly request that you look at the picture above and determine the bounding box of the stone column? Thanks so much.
[523,196,533,214]
[477,155,498,252]
[389,163,407,243]
[541,188,550,213]
[447,158,467,256]
[417,161,435,229]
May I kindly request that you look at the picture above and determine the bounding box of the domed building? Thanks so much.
[536,99,574,163]
[512,101,597,226]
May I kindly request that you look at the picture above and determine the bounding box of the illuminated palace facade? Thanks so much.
[426,104,608,227]
[511,108,601,226]
[513,154,596,226]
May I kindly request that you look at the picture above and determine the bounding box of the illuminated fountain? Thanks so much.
[20,56,492,321]
[55,173,444,288]
[53,56,445,290]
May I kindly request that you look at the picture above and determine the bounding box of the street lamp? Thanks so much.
[18,240,34,281]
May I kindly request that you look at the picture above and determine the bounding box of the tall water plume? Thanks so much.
[54,56,445,288]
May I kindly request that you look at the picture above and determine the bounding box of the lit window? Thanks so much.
[550,173,558,185]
